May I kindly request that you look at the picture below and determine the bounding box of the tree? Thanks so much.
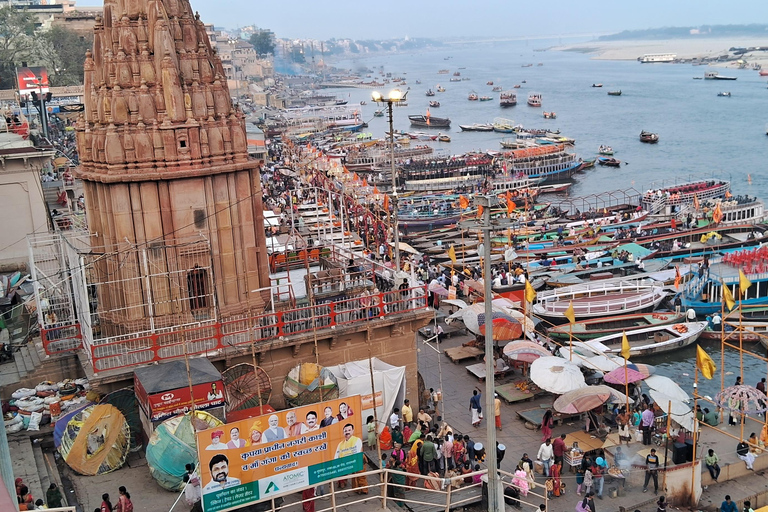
[249,30,275,56]
[36,26,93,86]
[0,7,37,89]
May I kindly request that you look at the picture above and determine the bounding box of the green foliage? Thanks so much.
[249,30,275,56]
[36,26,93,86]
[0,7,37,89]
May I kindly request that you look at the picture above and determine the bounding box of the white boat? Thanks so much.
[532,280,668,321]
[638,53,676,63]
[579,322,707,357]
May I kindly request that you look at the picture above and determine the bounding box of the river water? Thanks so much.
[327,39,768,393]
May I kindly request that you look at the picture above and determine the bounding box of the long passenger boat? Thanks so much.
[641,180,730,215]
[499,144,583,183]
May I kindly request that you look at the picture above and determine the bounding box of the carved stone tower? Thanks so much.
[74,0,269,336]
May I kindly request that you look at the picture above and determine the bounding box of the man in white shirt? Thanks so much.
[390,408,400,430]
[536,438,554,477]
[300,410,320,434]
[202,454,241,494]
[226,427,246,449]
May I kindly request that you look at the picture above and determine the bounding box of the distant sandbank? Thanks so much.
[554,38,768,68]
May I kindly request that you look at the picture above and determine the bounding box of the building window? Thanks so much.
[187,266,209,311]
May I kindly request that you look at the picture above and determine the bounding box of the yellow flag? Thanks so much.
[447,245,457,264]
[722,281,736,311]
[739,269,752,297]
[620,331,631,360]
[696,345,717,380]
[564,301,576,324]
[525,281,536,303]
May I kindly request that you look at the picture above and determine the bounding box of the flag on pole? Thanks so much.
[477,205,484,218]
[564,301,576,324]
[722,281,736,311]
[693,195,700,210]
[674,265,681,290]
[620,331,631,360]
[525,281,536,303]
[447,245,457,264]
[506,191,514,214]
[696,345,717,380]
[383,194,389,212]
[739,269,752,297]
[713,203,723,224]
[459,195,469,209]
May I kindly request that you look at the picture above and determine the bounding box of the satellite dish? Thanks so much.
[222,364,272,413]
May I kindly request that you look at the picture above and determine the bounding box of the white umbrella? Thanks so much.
[645,375,690,403]
[529,356,587,394]
[583,354,625,373]
[649,390,691,416]
[443,299,468,310]
[671,411,695,432]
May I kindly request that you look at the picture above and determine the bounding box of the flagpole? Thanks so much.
[568,322,573,362]
[690,362,699,506]
[720,284,726,393]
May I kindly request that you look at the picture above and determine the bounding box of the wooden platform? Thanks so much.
[466,362,512,381]
[444,345,483,363]
[495,380,540,404]
[516,406,583,428]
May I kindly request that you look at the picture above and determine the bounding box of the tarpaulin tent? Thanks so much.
[100,388,141,450]
[146,410,223,491]
[58,404,130,475]
[283,363,339,408]
[325,358,406,432]
[53,402,94,449]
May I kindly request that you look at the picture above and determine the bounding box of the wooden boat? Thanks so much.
[460,123,494,132]
[717,91,731,97]
[597,156,621,167]
[493,117,516,133]
[547,311,686,342]
[409,114,451,128]
[527,93,542,107]
[499,91,517,107]
[373,109,385,117]
[545,258,671,288]
[592,83,603,88]
[704,71,737,80]
[579,158,596,170]
[584,322,707,357]
[436,85,445,92]
[543,112,557,119]
[701,322,768,343]
[486,81,494,85]
[468,92,479,101]
[532,280,668,321]
[514,84,521,89]
[607,90,622,96]
[438,134,451,142]
[598,145,614,155]
[640,131,659,143]
[429,101,441,108]
[479,96,493,101]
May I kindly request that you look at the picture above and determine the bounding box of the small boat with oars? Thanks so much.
[598,145,614,155]
[468,92,479,101]
[580,321,707,357]
[597,156,621,167]
[592,83,603,88]
[543,111,557,119]
[607,90,622,96]
[717,91,731,97]
[426,89,435,96]
[429,100,441,108]
[547,311,686,342]
[640,130,659,143]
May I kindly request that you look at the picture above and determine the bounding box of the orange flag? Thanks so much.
[383,194,390,212]
[674,265,681,290]
[693,194,700,210]
[506,191,514,214]
[459,195,469,209]
[477,205,484,218]
[713,203,723,224]
[362,179,368,187]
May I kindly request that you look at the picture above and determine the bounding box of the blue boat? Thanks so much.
[680,254,768,315]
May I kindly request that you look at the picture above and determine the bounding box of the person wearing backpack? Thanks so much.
[115,486,133,512]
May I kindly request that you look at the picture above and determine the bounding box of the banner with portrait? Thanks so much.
[197,395,364,512]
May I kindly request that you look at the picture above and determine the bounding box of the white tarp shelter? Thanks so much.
[326,358,406,432]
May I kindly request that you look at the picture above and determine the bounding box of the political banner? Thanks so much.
[197,395,364,512]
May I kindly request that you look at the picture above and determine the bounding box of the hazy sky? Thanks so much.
[78,0,766,40]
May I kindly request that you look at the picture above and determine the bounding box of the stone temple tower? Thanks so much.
[74,0,269,337]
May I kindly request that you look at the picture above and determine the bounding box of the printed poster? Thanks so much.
[197,395,364,512]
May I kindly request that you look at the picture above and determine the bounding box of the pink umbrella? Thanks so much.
[603,367,649,385]
[503,340,551,363]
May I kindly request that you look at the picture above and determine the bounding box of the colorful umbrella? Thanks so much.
[503,340,551,363]
[644,375,690,403]
[530,356,587,394]
[603,366,650,385]
[479,317,523,341]
[553,385,633,414]
[428,281,449,296]
[626,363,655,377]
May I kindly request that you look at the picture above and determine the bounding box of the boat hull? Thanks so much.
[594,322,706,357]
[547,312,685,341]
[533,283,667,321]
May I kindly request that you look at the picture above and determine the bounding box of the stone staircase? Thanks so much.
[8,427,70,509]
[0,339,84,400]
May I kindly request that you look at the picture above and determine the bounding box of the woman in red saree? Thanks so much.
[406,439,423,487]
[551,461,562,497]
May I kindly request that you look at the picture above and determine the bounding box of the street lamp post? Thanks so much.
[459,196,515,512]
[371,89,406,272]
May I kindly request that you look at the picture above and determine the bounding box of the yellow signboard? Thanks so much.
[198,395,364,512]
